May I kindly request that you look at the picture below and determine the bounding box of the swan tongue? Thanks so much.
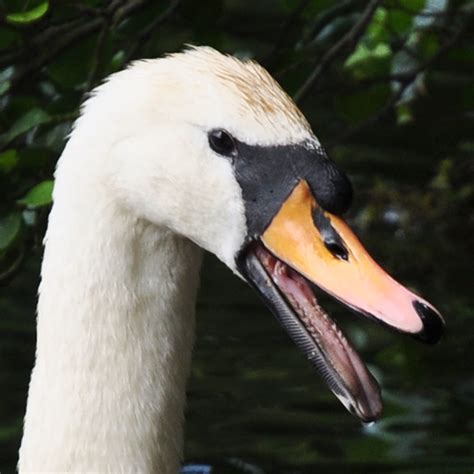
[253,244,382,422]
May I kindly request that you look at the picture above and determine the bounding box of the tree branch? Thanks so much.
[86,20,109,91]
[123,0,182,63]
[5,0,151,90]
[263,0,312,68]
[294,0,383,104]
[300,0,363,48]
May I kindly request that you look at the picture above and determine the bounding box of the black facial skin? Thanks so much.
[230,138,353,240]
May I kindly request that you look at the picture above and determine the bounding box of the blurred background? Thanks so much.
[0,0,473,473]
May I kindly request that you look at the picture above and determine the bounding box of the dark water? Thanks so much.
[1,158,473,473]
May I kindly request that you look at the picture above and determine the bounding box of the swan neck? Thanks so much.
[19,181,202,472]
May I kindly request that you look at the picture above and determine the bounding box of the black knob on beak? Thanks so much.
[413,300,444,344]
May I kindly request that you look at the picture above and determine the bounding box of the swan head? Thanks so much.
[82,46,444,422]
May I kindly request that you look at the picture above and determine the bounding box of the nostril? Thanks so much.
[312,207,349,261]
[324,239,349,261]
[413,300,444,344]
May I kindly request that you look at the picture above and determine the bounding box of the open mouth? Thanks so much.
[242,242,382,422]
[237,180,444,422]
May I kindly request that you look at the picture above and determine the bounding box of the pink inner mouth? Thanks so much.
[254,243,382,422]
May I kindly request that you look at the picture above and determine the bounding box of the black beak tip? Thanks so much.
[412,300,444,344]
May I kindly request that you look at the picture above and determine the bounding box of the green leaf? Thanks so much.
[343,7,394,78]
[397,103,414,125]
[0,213,21,251]
[0,80,10,96]
[0,149,19,173]
[345,44,371,68]
[366,7,389,44]
[110,50,126,72]
[18,180,54,207]
[6,2,49,25]
[1,108,51,144]
[0,67,14,96]
[345,43,391,69]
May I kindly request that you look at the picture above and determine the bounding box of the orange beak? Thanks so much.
[261,180,444,342]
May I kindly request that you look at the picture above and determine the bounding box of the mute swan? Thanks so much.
[18,46,444,473]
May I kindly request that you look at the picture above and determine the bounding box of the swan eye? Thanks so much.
[208,129,236,157]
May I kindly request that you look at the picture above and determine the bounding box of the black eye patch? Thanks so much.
[230,139,353,240]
